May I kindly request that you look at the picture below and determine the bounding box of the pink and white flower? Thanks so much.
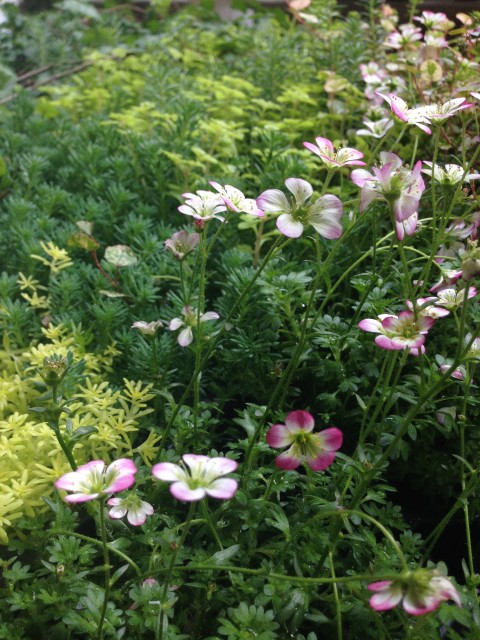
[418,98,473,123]
[439,363,466,380]
[435,287,477,309]
[351,152,425,222]
[266,410,342,471]
[376,93,432,134]
[359,310,434,352]
[107,493,154,525]
[169,306,219,347]
[55,459,137,503]
[356,118,394,139]
[406,296,450,319]
[165,230,200,260]
[152,454,238,501]
[178,190,226,222]
[369,570,461,615]
[414,11,454,32]
[256,178,343,239]
[422,162,480,185]
[384,24,423,50]
[132,320,163,335]
[303,137,366,168]
[395,211,418,241]
[209,182,264,217]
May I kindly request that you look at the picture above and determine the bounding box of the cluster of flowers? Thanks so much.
[54,411,343,513]
[356,8,477,138]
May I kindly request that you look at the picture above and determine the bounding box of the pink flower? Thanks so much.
[439,363,466,381]
[303,137,366,168]
[266,410,342,471]
[384,24,423,50]
[375,93,432,134]
[351,152,425,222]
[414,11,454,32]
[256,178,343,239]
[169,306,219,347]
[406,297,450,319]
[422,162,480,185]
[209,182,264,217]
[356,118,394,139]
[369,570,461,615]
[395,211,418,241]
[178,190,226,222]
[152,454,238,501]
[55,459,137,503]
[359,310,434,352]
[164,230,200,260]
[107,493,154,525]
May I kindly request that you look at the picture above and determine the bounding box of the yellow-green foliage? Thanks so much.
[0,323,158,544]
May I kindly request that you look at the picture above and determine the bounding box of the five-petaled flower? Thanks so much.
[351,152,425,224]
[132,320,163,335]
[209,182,264,217]
[107,493,154,526]
[266,410,342,471]
[256,178,343,239]
[152,454,238,501]
[165,230,200,260]
[178,190,226,222]
[169,306,219,347]
[359,310,434,353]
[303,137,366,168]
[369,570,461,615]
[55,459,137,503]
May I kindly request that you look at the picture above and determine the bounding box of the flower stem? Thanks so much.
[157,502,196,640]
[153,235,289,463]
[97,499,111,640]
[329,552,343,640]
[200,500,223,550]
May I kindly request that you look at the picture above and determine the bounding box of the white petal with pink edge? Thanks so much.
[276,214,304,238]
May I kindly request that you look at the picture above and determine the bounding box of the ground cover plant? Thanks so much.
[0,0,480,637]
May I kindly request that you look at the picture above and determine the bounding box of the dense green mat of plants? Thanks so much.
[0,0,479,637]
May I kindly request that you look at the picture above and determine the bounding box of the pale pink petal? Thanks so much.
[307,451,336,471]
[205,478,238,499]
[284,410,315,432]
[403,594,439,615]
[277,213,304,238]
[358,318,383,333]
[107,475,136,493]
[370,588,403,611]
[335,148,366,166]
[309,195,343,239]
[170,482,206,501]
[202,456,238,475]
[317,427,343,451]
[200,312,220,322]
[152,462,185,482]
[64,492,101,503]
[266,423,292,447]
[314,136,334,153]
[108,505,128,519]
[351,168,373,188]
[256,189,290,213]
[169,318,184,330]
[375,335,403,350]
[108,459,137,476]
[178,327,193,347]
[275,451,301,470]
[127,502,154,526]
[285,178,313,205]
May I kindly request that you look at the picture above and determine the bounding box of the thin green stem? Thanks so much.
[97,499,110,640]
[49,529,141,577]
[153,235,289,463]
[157,503,196,640]
[329,552,343,640]
[200,501,223,550]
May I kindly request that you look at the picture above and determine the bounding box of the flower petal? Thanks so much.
[276,213,304,238]
[306,451,336,471]
[205,478,238,499]
[152,462,185,482]
[256,189,290,214]
[285,178,313,205]
[178,327,193,347]
[275,451,301,470]
[170,482,206,501]
[317,427,343,451]
[266,423,293,448]
[284,410,315,433]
